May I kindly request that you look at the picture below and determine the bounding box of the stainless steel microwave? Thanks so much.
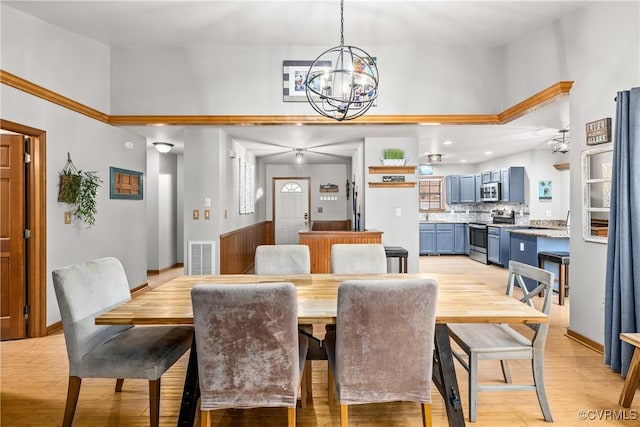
[480,182,501,202]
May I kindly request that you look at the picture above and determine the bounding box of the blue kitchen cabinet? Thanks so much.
[475,174,482,202]
[490,169,501,182]
[501,167,525,203]
[454,223,466,254]
[460,174,477,203]
[420,223,436,255]
[487,227,500,264]
[420,223,467,255]
[436,224,455,254]
[445,175,461,204]
[481,171,491,183]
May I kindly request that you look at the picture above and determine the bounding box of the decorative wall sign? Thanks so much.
[110,167,143,200]
[282,60,332,102]
[382,175,405,183]
[586,117,612,145]
[538,180,552,201]
[319,183,339,193]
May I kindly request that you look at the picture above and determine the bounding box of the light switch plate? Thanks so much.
[64,211,72,224]
[193,209,199,220]
[204,197,211,208]
[204,209,210,220]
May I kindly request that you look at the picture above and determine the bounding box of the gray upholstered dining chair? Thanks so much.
[254,244,314,406]
[324,278,439,427]
[448,260,555,422]
[52,257,193,427]
[191,282,309,427]
[330,243,387,274]
[255,244,310,275]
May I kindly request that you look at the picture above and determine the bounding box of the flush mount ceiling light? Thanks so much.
[295,149,304,164]
[549,129,570,154]
[305,0,379,121]
[426,154,442,163]
[153,142,174,153]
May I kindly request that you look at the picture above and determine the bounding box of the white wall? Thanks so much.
[110,45,504,115]
[1,5,111,113]
[504,0,640,344]
[364,137,420,273]
[1,7,148,326]
[182,128,223,273]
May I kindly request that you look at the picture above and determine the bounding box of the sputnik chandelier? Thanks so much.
[305,0,379,121]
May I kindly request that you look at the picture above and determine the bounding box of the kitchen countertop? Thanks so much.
[508,228,569,238]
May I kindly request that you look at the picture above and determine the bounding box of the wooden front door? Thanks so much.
[1,134,26,340]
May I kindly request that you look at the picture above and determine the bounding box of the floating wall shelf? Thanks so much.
[368,165,417,174]
[368,182,417,188]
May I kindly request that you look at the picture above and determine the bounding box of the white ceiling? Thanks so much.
[5,0,581,164]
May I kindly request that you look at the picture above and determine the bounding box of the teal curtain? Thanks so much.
[604,87,640,376]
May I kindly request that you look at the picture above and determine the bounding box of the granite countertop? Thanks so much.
[508,228,569,238]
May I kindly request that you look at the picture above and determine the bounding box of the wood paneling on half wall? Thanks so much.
[219,222,273,274]
[299,230,383,273]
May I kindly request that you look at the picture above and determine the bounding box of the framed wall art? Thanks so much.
[282,60,332,102]
[110,167,143,200]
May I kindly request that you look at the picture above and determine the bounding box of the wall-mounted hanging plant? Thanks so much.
[58,153,102,227]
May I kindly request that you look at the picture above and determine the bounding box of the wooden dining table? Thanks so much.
[96,273,548,427]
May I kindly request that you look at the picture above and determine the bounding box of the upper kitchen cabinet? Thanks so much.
[500,167,525,203]
[445,175,461,204]
[459,175,477,203]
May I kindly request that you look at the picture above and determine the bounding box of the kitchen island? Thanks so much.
[509,228,569,290]
[299,222,382,273]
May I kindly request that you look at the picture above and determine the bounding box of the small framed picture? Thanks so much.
[110,167,143,200]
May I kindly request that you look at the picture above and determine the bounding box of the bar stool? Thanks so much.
[538,251,570,305]
[384,246,409,273]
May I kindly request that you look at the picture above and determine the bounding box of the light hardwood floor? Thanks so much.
[1,256,636,426]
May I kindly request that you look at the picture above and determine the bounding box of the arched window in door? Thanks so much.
[281,182,303,193]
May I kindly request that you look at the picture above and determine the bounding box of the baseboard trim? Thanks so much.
[46,321,62,335]
[130,283,149,297]
[147,263,184,275]
[566,328,604,354]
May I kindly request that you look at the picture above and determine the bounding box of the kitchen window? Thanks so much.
[582,146,613,243]
[419,176,444,212]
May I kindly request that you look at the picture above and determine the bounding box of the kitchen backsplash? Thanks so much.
[421,202,531,224]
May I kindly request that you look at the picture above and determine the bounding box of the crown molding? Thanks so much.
[1,69,572,127]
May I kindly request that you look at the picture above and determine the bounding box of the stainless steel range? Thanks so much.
[469,222,489,264]
[468,209,515,264]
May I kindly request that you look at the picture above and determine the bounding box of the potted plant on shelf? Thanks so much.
[381,148,407,166]
[58,154,102,227]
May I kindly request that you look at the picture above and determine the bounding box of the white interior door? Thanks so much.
[274,179,309,244]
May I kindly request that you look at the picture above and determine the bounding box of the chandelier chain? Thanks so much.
[340,0,344,47]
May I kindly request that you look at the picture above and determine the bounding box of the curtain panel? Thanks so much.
[604,87,640,376]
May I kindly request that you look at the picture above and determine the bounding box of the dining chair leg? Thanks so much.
[300,360,312,407]
[288,407,296,427]
[62,376,82,427]
[340,404,349,427]
[327,365,335,405]
[469,353,479,422]
[532,354,553,422]
[115,378,124,392]
[421,403,433,427]
[305,360,313,403]
[500,360,512,383]
[200,410,211,427]
[148,379,161,427]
